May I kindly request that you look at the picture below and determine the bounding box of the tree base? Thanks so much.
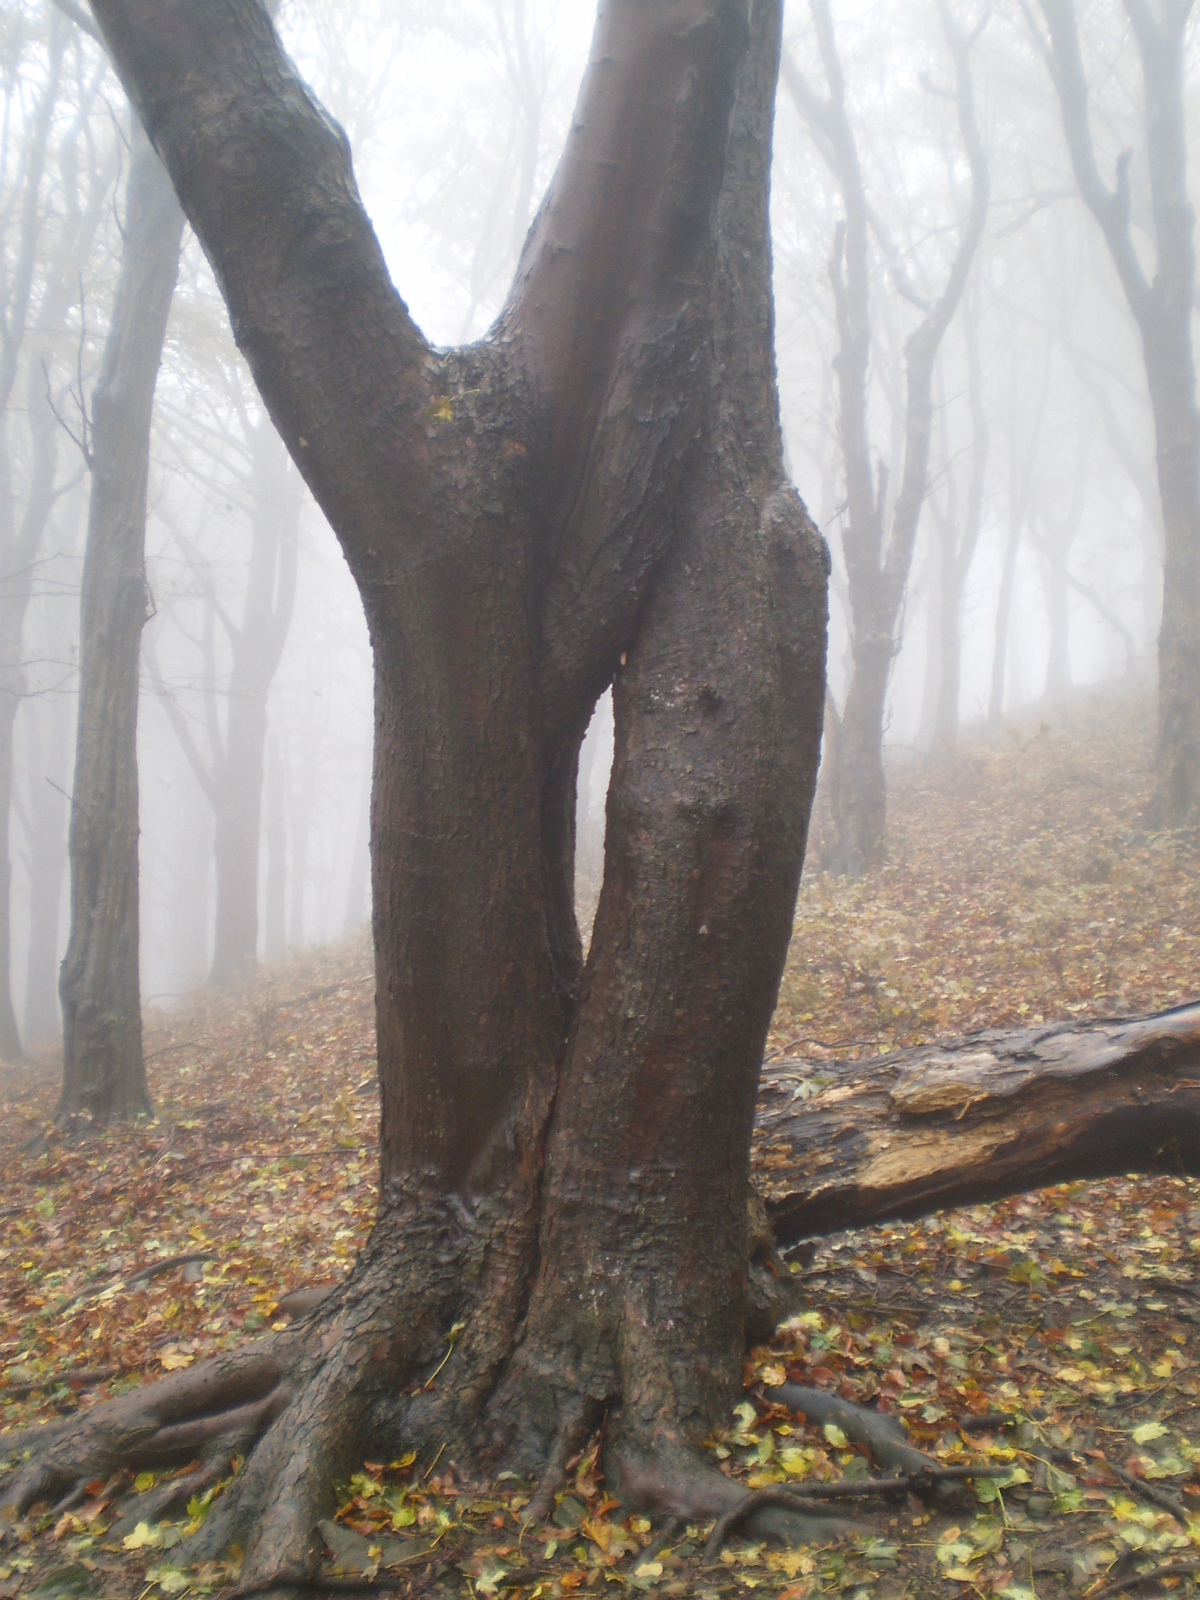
[0,1188,889,1582]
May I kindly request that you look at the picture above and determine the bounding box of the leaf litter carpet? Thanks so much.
[5,692,1200,1600]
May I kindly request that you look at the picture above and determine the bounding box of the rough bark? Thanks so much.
[755,1002,1200,1247]
[7,0,829,1574]
[784,0,988,874]
[57,122,184,1121]
[1039,0,1200,825]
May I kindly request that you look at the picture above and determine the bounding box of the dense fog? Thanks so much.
[0,0,1183,1043]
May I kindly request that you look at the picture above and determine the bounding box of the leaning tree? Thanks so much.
[2,0,829,1580]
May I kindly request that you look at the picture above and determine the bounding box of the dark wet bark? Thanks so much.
[1039,0,1200,824]
[756,1002,1200,1245]
[14,0,829,1571]
[58,122,184,1121]
[783,2,988,874]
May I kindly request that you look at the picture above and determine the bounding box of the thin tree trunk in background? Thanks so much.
[22,689,72,1041]
[58,122,184,1121]
[988,517,1018,728]
[1037,428,1090,703]
[1041,0,1200,825]
[784,0,987,873]
[932,297,987,753]
[340,741,369,940]
[209,424,299,987]
[286,708,320,951]
[264,736,286,960]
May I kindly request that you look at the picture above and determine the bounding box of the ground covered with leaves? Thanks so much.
[4,691,1200,1600]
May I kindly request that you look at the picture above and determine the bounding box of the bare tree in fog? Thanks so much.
[784,0,988,874]
[927,282,988,754]
[0,7,115,1061]
[148,394,299,990]
[58,93,184,1118]
[1037,0,1199,825]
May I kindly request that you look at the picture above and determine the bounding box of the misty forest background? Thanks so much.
[0,0,1182,1056]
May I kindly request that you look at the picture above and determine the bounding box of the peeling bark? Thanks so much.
[755,1003,1200,1246]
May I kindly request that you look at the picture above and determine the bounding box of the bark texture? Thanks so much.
[755,1003,1200,1246]
[8,0,828,1575]
[1040,0,1200,825]
[58,122,184,1121]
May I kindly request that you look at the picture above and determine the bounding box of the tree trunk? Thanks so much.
[1040,0,1200,825]
[932,304,987,755]
[22,689,72,1042]
[755,1003,1200,1246]
[264,736,287,961]
[209,424,299,988]
[0,370,70,1061]
[57,122,184,1121]
[784,2,987,874]
[988,506,1020,729]
[340,741,369,941]
[2,0,830,1569]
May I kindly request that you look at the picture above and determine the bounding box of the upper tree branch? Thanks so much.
[86,0,432,579]
[882,0,989,608]
[783,3,879,592]
[1038,0,1152,320]
[499,0,750,537]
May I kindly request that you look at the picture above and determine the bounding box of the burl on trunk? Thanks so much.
[3,0,828,1580]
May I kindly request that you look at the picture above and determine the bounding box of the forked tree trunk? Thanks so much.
[7,0,826,1574]
[58,122,184,1121]
[754,1003,1200,1245]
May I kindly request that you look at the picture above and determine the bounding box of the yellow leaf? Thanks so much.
[123,1522,162,1551]
[160,1350,194,1371]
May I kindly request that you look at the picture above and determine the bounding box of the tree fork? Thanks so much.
[10,0,830,1573]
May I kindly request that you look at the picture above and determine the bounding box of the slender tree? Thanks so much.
[929,288,988,754]
[57,117,184,1120]
[1037,0,1199,824]
[149,412,299,988]
[783,0,989,872]
[4,0,828,1574]
[0,10,117,1060]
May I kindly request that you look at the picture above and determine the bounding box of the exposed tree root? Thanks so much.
[1,1340,291,1518]
[0,1201,987,1578]
[764,1383,939,1475]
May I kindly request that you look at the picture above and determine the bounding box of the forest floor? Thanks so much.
[5,688,1200,1600]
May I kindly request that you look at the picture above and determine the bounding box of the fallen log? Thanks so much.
[752,1001,1200,1246]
